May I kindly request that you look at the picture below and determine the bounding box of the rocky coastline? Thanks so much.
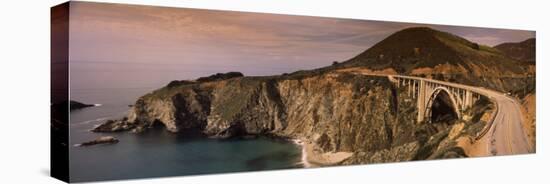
[92,70,491,166]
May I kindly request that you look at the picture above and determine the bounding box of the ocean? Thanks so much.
[68,87,303,182]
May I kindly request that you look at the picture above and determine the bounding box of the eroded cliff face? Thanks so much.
[101,73,400,145]
[94,71,490,165]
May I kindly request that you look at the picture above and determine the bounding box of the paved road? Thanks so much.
[480,90,533,155]
[385,74,533,155]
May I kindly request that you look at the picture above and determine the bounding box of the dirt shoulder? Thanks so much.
[520,93,536,151]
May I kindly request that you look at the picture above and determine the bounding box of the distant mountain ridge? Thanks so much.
[494,38,535,63]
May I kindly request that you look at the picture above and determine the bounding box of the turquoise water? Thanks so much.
[68,88,302,182]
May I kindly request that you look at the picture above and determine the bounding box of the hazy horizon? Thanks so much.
[68,1,535,91]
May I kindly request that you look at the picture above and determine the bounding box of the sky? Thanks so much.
[68,1,535,90]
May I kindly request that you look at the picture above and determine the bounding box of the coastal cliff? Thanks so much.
[94,71,491,165]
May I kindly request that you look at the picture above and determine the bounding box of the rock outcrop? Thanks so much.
[76,136,119,147]
[69,100,94,111]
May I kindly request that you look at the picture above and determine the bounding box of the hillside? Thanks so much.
[494,38,536,63]
[333,27,532,93]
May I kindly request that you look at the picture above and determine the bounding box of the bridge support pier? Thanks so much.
[465,90,473,110]
[417,80,426,123]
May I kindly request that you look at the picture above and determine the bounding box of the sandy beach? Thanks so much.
[293,139,353,167]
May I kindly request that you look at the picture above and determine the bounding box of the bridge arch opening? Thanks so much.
[425,88,459,124]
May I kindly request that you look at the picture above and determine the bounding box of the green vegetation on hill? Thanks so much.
[342,27,525,75]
